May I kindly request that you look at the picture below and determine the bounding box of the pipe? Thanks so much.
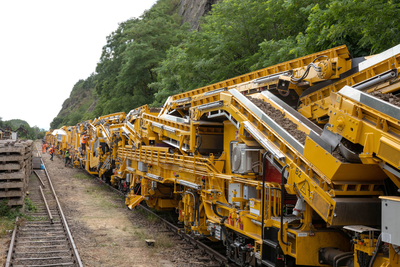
[320,248,353,267]
[281,165,290,246]
[261,152,268,240]
[334,253,353,267]
[194,192,200,227]
[185,190,199,226]
[252,71,292,84]
[354,71,396,91]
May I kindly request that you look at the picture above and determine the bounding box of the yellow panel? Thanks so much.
[312,192,330,219]
[303,138,386,182]
[89,155,99,168]
[157,199,177,209]
[303,138,341,179]
[378,137,400,168]
[332,164,387,182]
[299,105,312,118]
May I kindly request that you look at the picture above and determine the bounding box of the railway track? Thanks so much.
[5,145,83,267]
[94,176,234,267]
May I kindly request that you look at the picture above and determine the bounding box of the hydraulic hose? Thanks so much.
[212,202,227,223]
[291,55,329,83]
[212,203,232,244]
[368,234,382,267]
[194,135,202,155]
[289,213,303,230]
[281,165,290,246]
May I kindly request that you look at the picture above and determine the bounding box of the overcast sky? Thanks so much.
[0,0,157,130]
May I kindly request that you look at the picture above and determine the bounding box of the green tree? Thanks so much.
[152,0,323,105]
[95,0,186,115]
[302,0,400,56]
[50,116,64,129]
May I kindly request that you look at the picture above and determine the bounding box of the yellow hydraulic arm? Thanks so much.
[298,45,400,122]
[163,45,352,116]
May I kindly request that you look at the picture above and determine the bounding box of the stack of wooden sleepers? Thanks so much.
[0,140,33,207]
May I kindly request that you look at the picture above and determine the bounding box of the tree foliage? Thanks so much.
[94,0,186,114]
[52,0,400,126]
[152,0,328,105]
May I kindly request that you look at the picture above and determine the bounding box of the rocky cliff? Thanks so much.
[179,0,220,30]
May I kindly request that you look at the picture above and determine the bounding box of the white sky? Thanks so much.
[0,0,157,130]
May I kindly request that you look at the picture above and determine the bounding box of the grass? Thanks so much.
[73,173,91,180]
[133,228,172,248]
[113,195,125,201]
[0,217,16,238]
[134,207,160,223]
[97,199,121,209]
[30,173,37,181]
[83,185,122,209]
[25,197,38,213]
[0,198,38,237]
[130,209,173,249]
[145,213,159,223]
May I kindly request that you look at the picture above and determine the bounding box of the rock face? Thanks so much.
[179,0,220,30]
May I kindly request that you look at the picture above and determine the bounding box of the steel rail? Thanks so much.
[5,217,18,267]
[6,143,41,267]
[33,170,46,187]
[39,185,54,224]
[41,158,84,267]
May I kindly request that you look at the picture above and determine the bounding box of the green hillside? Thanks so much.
[51,0,400,129]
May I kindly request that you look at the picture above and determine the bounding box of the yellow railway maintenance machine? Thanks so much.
[66,44,400,267]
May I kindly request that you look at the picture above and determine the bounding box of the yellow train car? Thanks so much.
[61,44,400,267]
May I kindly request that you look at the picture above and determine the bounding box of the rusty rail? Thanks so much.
[33,170,46,187]
[41,158,84,267]
[5,217,18,267]
[39,185,53,224]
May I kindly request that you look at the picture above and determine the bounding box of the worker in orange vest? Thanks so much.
[81,133,87,155]
[45,143,49,152]
[49,145,55,161]
[42,143,46,154]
